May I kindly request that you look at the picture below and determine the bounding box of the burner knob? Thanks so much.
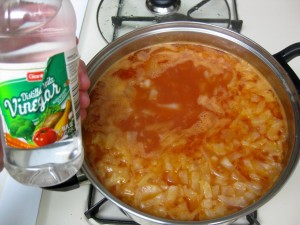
[146,0,180,15]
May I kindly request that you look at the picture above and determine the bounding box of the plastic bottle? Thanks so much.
[0,0,83,187]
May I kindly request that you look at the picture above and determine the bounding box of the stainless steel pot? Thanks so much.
[83,22,300,225]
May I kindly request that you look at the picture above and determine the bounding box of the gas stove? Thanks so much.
[1,0,300,225]
[96,0,243,43]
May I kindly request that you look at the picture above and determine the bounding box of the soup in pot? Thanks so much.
[83,43,288,221]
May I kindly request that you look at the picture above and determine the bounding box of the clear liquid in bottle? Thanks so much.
[0,0,83,187]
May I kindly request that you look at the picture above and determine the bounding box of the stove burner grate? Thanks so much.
[96,0,243,43]
[84,184,260,225]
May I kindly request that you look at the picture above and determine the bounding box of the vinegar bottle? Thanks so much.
[0,0,84,187]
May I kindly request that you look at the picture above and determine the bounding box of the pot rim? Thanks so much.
[83,21,300,224]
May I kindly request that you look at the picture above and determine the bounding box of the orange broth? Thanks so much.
[83,43,288,221]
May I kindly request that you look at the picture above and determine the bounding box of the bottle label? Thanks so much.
[0,47,80,149]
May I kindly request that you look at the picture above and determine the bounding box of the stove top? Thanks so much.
[2,0,300,225]
[42,0,300,224]
[97,0,242,43]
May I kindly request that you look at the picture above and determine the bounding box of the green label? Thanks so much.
[0,48,80,149]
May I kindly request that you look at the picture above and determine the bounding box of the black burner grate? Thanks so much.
[85,185,138,225]
[84,185,260,225]
[96,0,243,43]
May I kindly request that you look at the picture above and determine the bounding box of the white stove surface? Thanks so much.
[1,0,300,225]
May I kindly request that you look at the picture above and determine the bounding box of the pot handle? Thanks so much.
[273,43,300,92]
[42,171,88,192]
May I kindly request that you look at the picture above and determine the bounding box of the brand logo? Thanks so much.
[4,76,61,117]
[27,71,44,82]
